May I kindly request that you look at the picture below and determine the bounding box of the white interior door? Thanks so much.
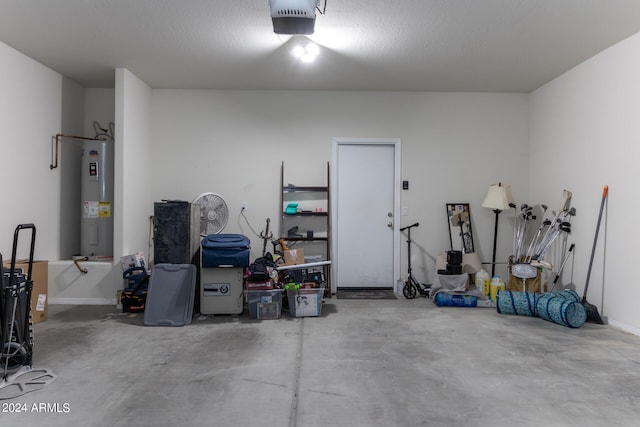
[331,138,400,291]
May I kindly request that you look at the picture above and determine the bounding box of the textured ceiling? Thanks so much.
[1,0,640,92]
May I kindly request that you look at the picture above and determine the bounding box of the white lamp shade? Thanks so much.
[481,183,514,210]
[462,252,482,274]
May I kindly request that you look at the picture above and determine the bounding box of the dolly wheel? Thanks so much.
[403,282,417,299]
[1,342,28,375]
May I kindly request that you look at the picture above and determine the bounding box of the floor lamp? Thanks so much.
[481,183,514,278]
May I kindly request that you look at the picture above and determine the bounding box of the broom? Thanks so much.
[582,185,607,324]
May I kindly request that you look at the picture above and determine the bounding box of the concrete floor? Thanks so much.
[2,297,640,427]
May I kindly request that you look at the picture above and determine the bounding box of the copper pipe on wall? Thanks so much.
[72,256,89,274]
[50,134,102,170]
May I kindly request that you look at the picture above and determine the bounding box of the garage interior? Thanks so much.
[2,1,640,425]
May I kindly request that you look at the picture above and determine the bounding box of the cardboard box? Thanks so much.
[3,259,48,324]
[284,248,304,265]
[120,252,146,271]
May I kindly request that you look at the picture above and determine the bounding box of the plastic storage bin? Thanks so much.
[144,264,197,326]
[247,289,283,320]
[287,288,325,317]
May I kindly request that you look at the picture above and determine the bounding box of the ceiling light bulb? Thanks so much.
[295,42,318,63]
[305,42,319,56]
[292,45,305,58]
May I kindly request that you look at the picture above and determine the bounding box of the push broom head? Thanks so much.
[582,298,604,324]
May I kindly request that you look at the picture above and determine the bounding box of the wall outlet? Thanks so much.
[241,201,248,210]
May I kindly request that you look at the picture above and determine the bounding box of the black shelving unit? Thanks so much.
[280,162,331,295]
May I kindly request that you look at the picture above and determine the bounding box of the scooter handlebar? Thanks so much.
[400,222,419,231]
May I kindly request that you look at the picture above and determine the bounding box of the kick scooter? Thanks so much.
[400,223,431,299]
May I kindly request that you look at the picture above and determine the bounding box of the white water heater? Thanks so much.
[81,139,114,259]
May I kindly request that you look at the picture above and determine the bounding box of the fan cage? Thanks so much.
[192,193,229,235]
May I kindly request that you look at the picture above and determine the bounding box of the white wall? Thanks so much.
[0,41,83,260]
[0,41,153,303]
[150,90,530,282]
[84,88,115,139]
[57,79,85,258]
[115,69,154,263]
[529,32,640,333]
[6,28,639,335]
[49,71,152,305]
[52,70,153,305]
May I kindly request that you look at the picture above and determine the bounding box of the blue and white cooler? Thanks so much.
[200,234,250,314]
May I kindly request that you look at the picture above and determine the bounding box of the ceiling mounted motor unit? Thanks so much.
[269,0,320,35]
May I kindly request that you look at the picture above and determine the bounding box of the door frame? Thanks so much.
[331,137,402,294]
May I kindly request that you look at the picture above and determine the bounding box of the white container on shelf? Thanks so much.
[475,269,490,296]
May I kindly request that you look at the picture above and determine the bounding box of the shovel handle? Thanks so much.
[603,185,608,198]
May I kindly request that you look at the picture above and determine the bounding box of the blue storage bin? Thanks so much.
[201,234,250,268]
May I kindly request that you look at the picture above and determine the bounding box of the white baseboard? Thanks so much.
[607,319,640,336]
[49,297,115,306]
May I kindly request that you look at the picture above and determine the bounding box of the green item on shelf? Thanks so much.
[285,203,299,215]
[284,282,300,291]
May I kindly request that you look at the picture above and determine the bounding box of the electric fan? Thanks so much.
[192,193,229,236]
